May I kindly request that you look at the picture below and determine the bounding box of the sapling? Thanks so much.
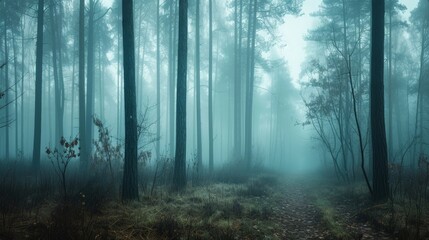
[46,137,79,200]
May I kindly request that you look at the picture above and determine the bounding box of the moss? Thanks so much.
[314,198,351,239]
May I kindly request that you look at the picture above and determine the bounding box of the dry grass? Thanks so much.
[1,175,283,240]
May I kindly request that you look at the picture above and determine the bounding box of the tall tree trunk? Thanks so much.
[116,0,121,143]
[234,0,243,162]
[21,19,25,155]
[156,0,161,161]
[98,34,104,120]
[412,14,426,168]
[371,0,389,201]
[32,0,45,169]
[341,0,351,179]
[244,0,257,169]
[208,0,214,172]
[79,0,87,169]
[173,0,187,191]
[71,39,76,137]
[49,0,63,145]
[388,1,393,160]
[195,0,202,172]
[121,0,139,200]
[86,0,95,156]
[135,3,142,112]
[47,68,52,144]
[13,35,18,158]
[56,2,65,142]
[168,0,176,158]
[4,14,9,160]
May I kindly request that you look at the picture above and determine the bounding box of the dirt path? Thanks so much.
[272,177,394,240]
[273,178,329,240]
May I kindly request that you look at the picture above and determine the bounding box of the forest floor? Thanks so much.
[275,176,394,240]
[2,171,428,239]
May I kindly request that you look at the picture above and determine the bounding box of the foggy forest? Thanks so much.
[0,0,428,239]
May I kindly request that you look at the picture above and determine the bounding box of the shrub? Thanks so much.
[46,137,79,199]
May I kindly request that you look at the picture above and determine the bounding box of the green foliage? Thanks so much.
[314,198,351,239]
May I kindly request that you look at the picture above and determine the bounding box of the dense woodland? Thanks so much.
[0,0,429,239]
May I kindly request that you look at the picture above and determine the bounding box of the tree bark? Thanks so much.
[195,0,202,172]
[49,0,64,145]
[121,0,139,201]
[79,0,87,169]
[156,0,161,161]
[388,1,393,160]
[371,0,389,201]
[4,12,9,160]
[173,0,187,191]
[169,1,176,158]
[21,19,25,156]
[86,0,95,156]
[208,0,214,172]
[244,0,257,169]
[234,0,243,162]
[13,34,18,158]
[32,0,45,169]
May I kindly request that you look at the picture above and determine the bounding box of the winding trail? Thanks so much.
[273,178,329,239]
[272,177,394,240]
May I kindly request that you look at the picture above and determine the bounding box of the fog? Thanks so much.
[0,0,320,172]
[0,0,429,239]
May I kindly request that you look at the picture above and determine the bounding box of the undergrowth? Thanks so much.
[0,160,283,240]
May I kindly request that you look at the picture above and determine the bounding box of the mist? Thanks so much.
[0,0,428,239]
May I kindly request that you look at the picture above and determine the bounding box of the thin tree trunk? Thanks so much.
[234,0,243,161]
[244,0,252,168]
[244,0,257,169]
[13,35,18,158]
[156,0,161,161]
[48,66,52,144]
[169,0,176,158]
[116,1,121,143]
[208,0,214,172]
[49,0,62,144]
[388,2,393,160]
[21,19,25,155]
[79,0,87,169]
[56,2,65,141]
[86,0,95,156]
[4,16,9,160]
[195,0,202,172]
[32,0,45,169]
[71,39,76,137]
[412,19,426,168]
[98,32,103,120]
